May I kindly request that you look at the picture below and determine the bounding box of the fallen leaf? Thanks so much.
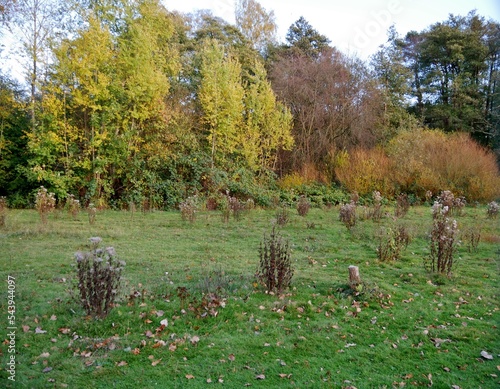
[144,330,154,338]
[39,352,50,358]
[42,367,52,373]
[480,350,493,360]
[156,310,164,317]
[50,315,57,321]
[190,335,200,345]
[152,341,166,348]
[169,343,177,352]
[22,325,30,332]
[132,348,140,355]
[255,374,266,380]
[58,328,70,334]
[443,367,451,372]
[117,361,128,367]
[185,374,195,379]
[35,327,47,334]
[151,359,162,366]
[160,319,168,326]
[228,354,235,361]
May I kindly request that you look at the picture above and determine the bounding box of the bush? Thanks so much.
[74,237,125,318]
[66,194,80,220]
[0,196,7,227]
[296,195,310,216]
[387,130,500,202]
[377,225,411,261]
[339,201,357,230]
[35,186,56,224]
[395,193,410,217]
[256,226,294,293]
[334,148,394,197]
[87,203,97,225]
[487,201,499,219]
[275,206,290,226]
[425,202,459,276]
[179,195,199,223]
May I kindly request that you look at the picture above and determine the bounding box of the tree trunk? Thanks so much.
[348,265,361,287]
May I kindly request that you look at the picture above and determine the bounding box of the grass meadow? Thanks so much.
[0,204,499,388]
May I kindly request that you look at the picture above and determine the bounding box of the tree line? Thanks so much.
[0,0,498,208]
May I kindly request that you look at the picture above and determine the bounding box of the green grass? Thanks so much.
[1,206,499,388]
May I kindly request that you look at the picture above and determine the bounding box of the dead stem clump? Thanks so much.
[257,226,294,294]
[74,237,125,318]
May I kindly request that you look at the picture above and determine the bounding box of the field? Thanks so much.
[0,204,499,388]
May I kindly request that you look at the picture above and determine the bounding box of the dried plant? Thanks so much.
[377,225,411,262]
[425,202,459,276]
[425,190,433,204]
[275,206,290,226]
[436,190,466,216]
[66,194,80,220]
[486,201,499,219]
[462,227,481,253]
[87,203,97,225]
[0,196,7,228]
[74,237,125,318]
[35,186,56,224]
[296,195,311,217]
[395,193,410,218]
[179,195,199,223]
[339,201,356,230]
[370,191,383,222]
[257,226,294,293]
[229,196,245,221]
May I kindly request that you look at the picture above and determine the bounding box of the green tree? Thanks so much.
[284,16,330,58]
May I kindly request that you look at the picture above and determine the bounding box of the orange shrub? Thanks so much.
[334,148,394,197]
[386,129,500,202]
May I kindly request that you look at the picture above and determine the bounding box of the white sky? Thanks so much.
[2,0,499,84]
[163,0,500,59]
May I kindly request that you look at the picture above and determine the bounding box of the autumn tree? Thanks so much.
[235,0,277,55]
[198,38,245,168]
[242,60,293,171]
[270,47,384,178]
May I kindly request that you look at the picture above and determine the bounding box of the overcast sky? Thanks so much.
[163,0,500,59]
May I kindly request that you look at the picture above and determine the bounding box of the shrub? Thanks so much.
[275,206,290,226]
[377,225,411,262]
[436,190,466,216]
[256,226,294,293]
[74,237,125,318]
[35,186,56,224]
[179,195,199,223]
[462,226,481,253]
[370,191,383,222]
[339,201,356,230]
[487,201,499,219]
[0,196,6,227]
[334,148,394,197]
[296,195,311,217]
[66,194,80,220]
[387,130,500,202]
[87,203,97,225]
[395,193,410,218]
[425,202,459,276]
